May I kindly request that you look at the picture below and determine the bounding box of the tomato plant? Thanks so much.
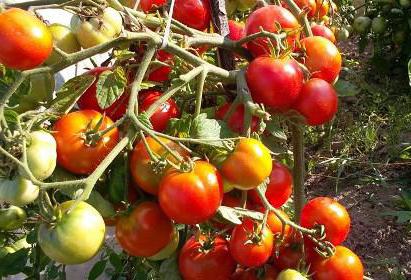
[0,206,26,231]
[173,0,211,30]
[215,103,258,133]
[139,0,167,12]
[47,23,81,64]
[266,210,291,239]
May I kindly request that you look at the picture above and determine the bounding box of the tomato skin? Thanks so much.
[300,197,350,245]
[315,0,329,18]
[274,243,304,271]
[47,23,81,64]
[139,90,180,132]
[292,78,338,126]
[148,227,179,260]
[0,206,27,231]
[179,235,236,280]
[311,24,336,44]
[116,201,174,257]
[130,136,189,195]
[228,20,246,41]
[0,8,52,70]
[173,0,211,30]
[311,246,364,280]
[159,161,223,224]
[300,36,341,83]
[77,67,129,121]
[53,110,120,175]
[38,201,105,264]
[246,57,304,111]
[283,0,316,18]
[277,269,308,280]
[221,138,272,189]
[139,0,167,12]
[0,176,39,207]
[230,218,274,267]
[245,6,300,57]
[148,50,173,82]
[215,103,258,134]
[267,210,291,239]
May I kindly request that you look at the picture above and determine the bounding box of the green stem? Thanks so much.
[194,70,208,117]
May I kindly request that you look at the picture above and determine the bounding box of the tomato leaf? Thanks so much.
[47,75,95,114]
[3,109,18,124]
[96,67,127,109]
[191,113,223,146]
[109,253,123,272]
[159,253,182,280]
[334,80,361,97]
[382,211,411,224]
[113,49,135,62]
[108,155,128,203]
[88,260,107,280]
[0,248,30,276]
[216,206,264,225]
[265,120,287,140]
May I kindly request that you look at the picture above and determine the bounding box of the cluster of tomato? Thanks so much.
[0,0,366,279]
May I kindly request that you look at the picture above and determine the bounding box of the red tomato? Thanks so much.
[246,56,304,111]
[116,202,174,257]
[274,242,304,271]
[263,265,279,280]
[283,0,316,18]
[229,218,274,267]
[315,0,329,18]
[130,136,189,195]
[300,36,341,83]
[311,24,336,43]
[139,90,180,132]
[0,8,52,70]
[139,0,167,12]
[53,110,119,175]
[248,162,293,208]
[148,50,173,82]
[267,210,291,240]
[179,235,236,280]
[245,5,300,57]
[77,67,129,121]
[228,20,246,41]
[215,103,258,134]
[231,268,258,280]
[173,0,211,30]
[292,78,338,126]
[300,197,350,245]
[222,191,243,208]
[311,246,364,280]
[159,161,223,224]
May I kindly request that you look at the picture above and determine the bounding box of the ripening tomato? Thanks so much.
[300,197,350,245]
[221,138,272,190]
[311,246,364,280]
[245,5,300,57]
[311,24,336,43]
[139,0,167,12]
[148,227,179,260]
[215,103,258,134]
[230,218,274,267]
[228,20,246,41]
[116,201,174,257]
[246,57,304,111]
[0,8,52,70]
[77,67,129,121]
[139,90,180,132]
[159,161,223,224]
[173,0,211,30]
[53,110,120,175]
[283,0,316,18]
[248,162,293,208]
[130,136,189,195]
[274,242,304,271]
[292,78,338,126]
[179,235,236,280]
[300,36,341,83]
[315,0,329,18]
[148,50,173,82]
[267,210,291,239]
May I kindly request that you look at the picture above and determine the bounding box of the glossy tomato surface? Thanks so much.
[215,103,258,134]
[267,210,291,239]
[311,24,336,43]
[173,0,211,30]
[228,20,246,41]
[139,0,167,12]
[148,50,173,82]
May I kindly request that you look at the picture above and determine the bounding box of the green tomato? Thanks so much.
[237,0,257,11]
[372,17,387,34]
[336,28,350,41]
[353,16,372,34]
[46,24,81,65]
[148,227,179,260]
[24,131,57,181]
[277,269,308,280]
[0,206,27,231]
[0,176,39,206]
[71,7,123,49]
[38,200,105,265]
[392,30,407,45]
[399,0,411,8]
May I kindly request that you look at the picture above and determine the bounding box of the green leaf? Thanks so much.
[159,253,182,280]
[108,156,127,204]
[191,113,223,146]
[47,75,95,114]
[334,80,361,97]
[0,248,30,276]
[382,211,411,224]
[26,228,38,244]
[109,253,123,272]
[96,67,127,109]
[88,260,107,280]
[408,58,411,87]
[265,121,287,140]
[141,81,158,90]
[113,49,135,62]
[137,112,154,130]
[4,109,18,124]
[216,206,264,225]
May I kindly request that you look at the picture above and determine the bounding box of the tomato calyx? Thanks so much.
[82,115,113,147]
[244,220,266,246]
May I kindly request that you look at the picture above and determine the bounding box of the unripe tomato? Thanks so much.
[0,176,39,206]
[311,24,336,43]
[371,17,387,34]
[38,201,105,264]
[46,23,81,64]
[315,0,329,18]
[301,197,350,245]
[353,16,372,34]
[148,227,179,260]
[300,36,342,83]
[139,90,180,132]
[0,206,27,231]
[229,218,274,267]
[159,161,223,224]
[245,5,300,57]
[25,131,57,181]
[53,110,120,175]
[335,28,350,41]
[173,0,211,30]
[139,0,167,12]
[246,57,304,111]
[0,8,52,70]
[221,138,272,189]
[179,235,236,280]
[392,30,407,45]
[311,246,364,280]
[71,7,123,49]
[116,201,174,257]
[130,136,189,195]
[215,103,258,134]
[277,269,308,280]
[292,78,338,126]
